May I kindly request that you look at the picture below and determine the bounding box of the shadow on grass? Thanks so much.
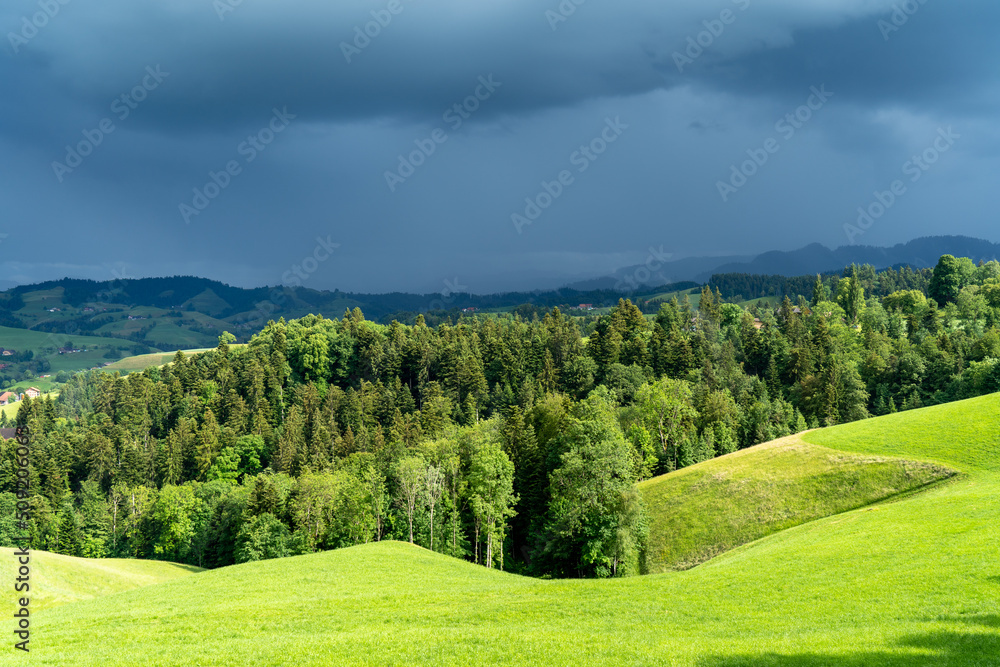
[951,614,1000,630]
[169,563,207,574]
[699,617,1000,667]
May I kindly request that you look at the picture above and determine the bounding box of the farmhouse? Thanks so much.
[0,392,16,405]
[23,387,41,399]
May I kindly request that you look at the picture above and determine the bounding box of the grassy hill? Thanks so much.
[100,345,246,374]
[8,394,1000,665]
[0,549,201,613]
[639,434,956,572]
[101,348,216,374]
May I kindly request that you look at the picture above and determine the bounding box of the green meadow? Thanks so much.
[0,393,57,420]
[6,393,1000,665]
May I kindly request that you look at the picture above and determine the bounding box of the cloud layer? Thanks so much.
[1,0,996,293]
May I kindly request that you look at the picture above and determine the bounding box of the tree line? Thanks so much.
[2,254,999,578]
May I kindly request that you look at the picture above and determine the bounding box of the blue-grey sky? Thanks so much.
[1,0,997,294]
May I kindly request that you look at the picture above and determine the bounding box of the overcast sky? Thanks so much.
[1,0,997,294]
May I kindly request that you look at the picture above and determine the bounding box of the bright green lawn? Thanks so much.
[5,394,1000,665]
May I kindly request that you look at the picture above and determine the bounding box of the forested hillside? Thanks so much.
[3,254,1000,579]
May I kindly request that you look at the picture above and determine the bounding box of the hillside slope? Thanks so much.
[9,394,1000,666]
[0,549,202,612]
[639,434,956,572]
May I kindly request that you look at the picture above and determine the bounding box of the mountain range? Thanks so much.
[568,236,1000,290]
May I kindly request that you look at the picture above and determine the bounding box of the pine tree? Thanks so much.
[56,507,82,557]
[811,274,829,307]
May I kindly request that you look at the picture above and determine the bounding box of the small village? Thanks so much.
[0,385,41,406]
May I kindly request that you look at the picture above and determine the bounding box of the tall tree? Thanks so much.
[395,456,426,544]
[468,439,516,570]
[423,464,445,552]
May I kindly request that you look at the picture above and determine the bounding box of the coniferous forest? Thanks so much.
[3,254,1000,579]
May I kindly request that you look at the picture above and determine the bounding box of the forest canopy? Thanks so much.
[3,255,1000,579]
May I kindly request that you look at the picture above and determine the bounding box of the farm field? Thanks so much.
[9,393,1000,665]
[0,325,146,382]
[0,326,134,357]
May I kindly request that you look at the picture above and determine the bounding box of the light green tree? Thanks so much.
[396,456,426,544]
[468,438,516,569]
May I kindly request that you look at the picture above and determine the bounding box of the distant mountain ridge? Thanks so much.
[700,236,1000,282]
[571,236,1000,289]
[0,235,995,351]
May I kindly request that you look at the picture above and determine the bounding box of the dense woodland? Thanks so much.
[2,254,1000,578]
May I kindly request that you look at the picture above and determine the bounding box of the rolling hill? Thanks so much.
[0,549,201,613]
[8,393,1000,665]
[638,434,956,572]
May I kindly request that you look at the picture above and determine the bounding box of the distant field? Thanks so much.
[5,379,58,393]
[16,394,1000,665]
[102,348,215,373]
[0,327,150,391]
[143,321,217,348]
[0,325,133,355]
[102,345,245,374]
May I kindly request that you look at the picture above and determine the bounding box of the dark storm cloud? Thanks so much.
[3,0,920,130]
[674,0,1000,113]
[1,0,997,293]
